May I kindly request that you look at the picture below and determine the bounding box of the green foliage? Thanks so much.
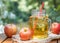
[0,0,60,24]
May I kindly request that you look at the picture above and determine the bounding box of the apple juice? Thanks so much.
[29,15,49,39]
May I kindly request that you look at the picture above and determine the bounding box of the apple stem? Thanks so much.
[24,29,27,32]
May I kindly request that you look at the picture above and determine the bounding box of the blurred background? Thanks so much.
[0,0,60,25]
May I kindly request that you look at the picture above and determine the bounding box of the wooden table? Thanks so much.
[0,34,60,43]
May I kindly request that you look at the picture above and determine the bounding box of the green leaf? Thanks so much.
[56,16,60,22]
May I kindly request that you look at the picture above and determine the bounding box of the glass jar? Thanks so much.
[29,10,51,39]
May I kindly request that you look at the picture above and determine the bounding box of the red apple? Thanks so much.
[51,22,60,34]
[4,24,17,38]
[19,27,32,41]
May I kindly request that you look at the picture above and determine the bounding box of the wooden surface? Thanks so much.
[0,34,60,43]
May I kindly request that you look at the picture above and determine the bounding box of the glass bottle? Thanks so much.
[29,10,51,39]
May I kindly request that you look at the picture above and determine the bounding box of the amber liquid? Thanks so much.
[29,16,48,39]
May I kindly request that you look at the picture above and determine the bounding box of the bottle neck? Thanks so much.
[31,9,46,17]
[40,9,46,16]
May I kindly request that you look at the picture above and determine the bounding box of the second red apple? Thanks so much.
[19,27,32,41]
